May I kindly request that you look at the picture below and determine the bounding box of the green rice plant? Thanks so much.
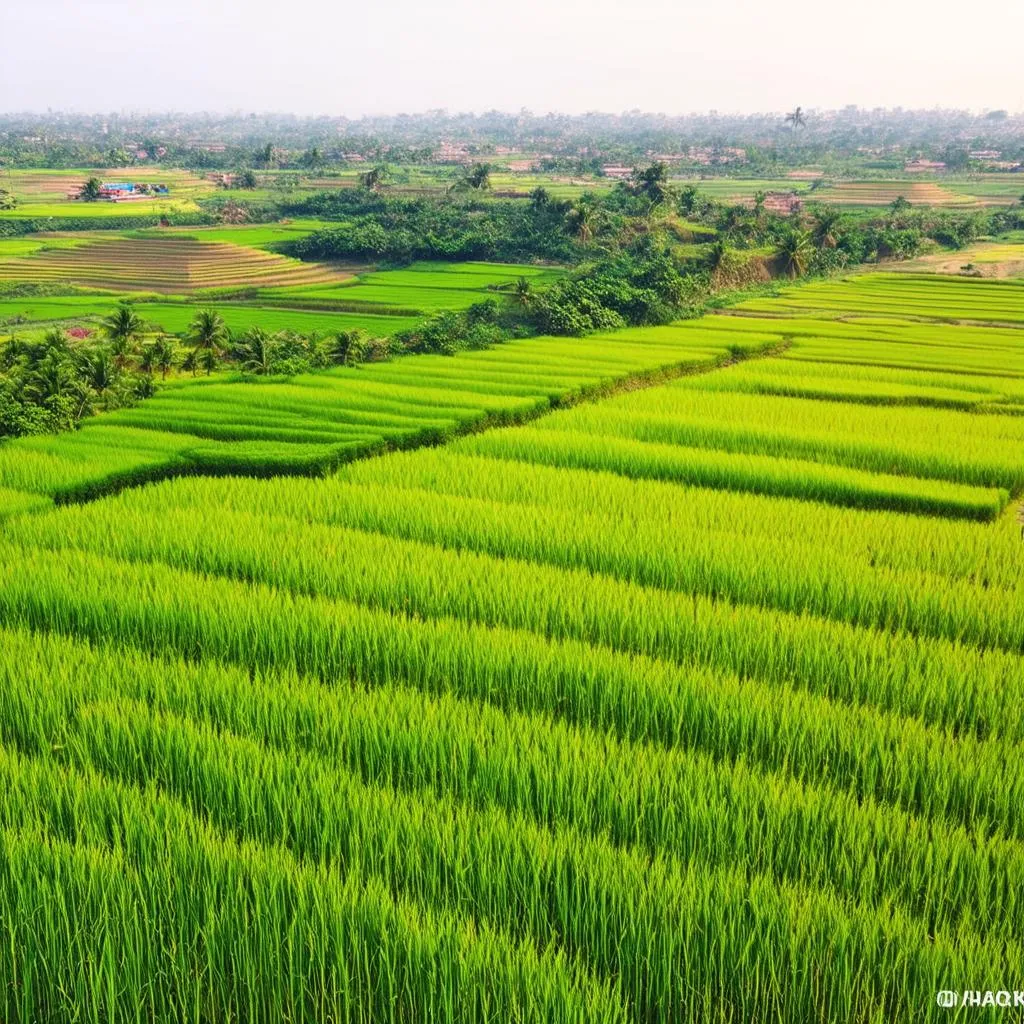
[0,802,623,1024]
[457,424,1008,519]
[0,325,769,501]
[0,639,1015,1023]
[536,377,1024,492]
[3,625,1018,952]
[2,537,1023,822]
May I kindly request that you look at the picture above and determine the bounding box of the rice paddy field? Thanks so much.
[672,177,813,200]
[0,263,1021,1021]
[733,271,1024,324]
[803,180,978,208]
[0,254,552,341]
[0,323,768,507]
[0,236,352,293]
[665,175,1020,211]
[0,168,216,221]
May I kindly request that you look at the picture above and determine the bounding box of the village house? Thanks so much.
[905,158,946,172]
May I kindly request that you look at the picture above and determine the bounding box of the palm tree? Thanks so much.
[361,164,390,190]
[234,326,277,374]
[785,106,807,130]
[101,303,145,369]
[811,206,843,248]
[331,329,368,367]
[138,344,158,375]
[181,348,200,377]
[199,348,219,376]
[187,309,228,360]
[513,277,534,308]
[83,349,119,405]
[25,347,91,423]
[151,336,177,380]
[463,163,492,190]
[774,228,813,278]
[567,197,599,245]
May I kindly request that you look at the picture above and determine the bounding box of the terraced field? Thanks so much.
[0,259,559,340]
[803,180,980,207]
[261,261,563,313]
[897,241,1024,278]
[0,324,772,509]
[734,272,1024,323]
[672,177,812,201]
[944,176,1024,203]
[0,236,349,292]
[0,272,1021,1021]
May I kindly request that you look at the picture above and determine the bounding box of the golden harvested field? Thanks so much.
[807,181,977,208]
[0,237,351,293]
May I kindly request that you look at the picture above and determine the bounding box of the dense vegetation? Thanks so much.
[3,107,1024,171]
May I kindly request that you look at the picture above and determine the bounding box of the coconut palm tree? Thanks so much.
[199,347,219,376]
[785,106,807,130]
[567,197,600,245]
[234,326,277,375]
[25,345,91,423]
[83,348,119,405]
[187,309,228,359]
[513,277,534,308]
[150,336,177,380]
[774,228,813,278]
[101,303,145,369]
[811,206,844,248]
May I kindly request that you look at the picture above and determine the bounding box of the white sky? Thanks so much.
[2,0,1023,116]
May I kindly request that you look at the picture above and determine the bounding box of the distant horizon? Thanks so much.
[3,104,1022,120]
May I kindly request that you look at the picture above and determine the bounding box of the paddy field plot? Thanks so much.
[0,236,350,293]
[260,261,563,313]
[0,258,559,339]
[0,168,216,221]
[803,180,979,207]
[0,320,767,507]
[733,272,1024,324]
[0,271,1022,1021]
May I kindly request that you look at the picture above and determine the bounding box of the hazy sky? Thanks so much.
[3,0,1023,116]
